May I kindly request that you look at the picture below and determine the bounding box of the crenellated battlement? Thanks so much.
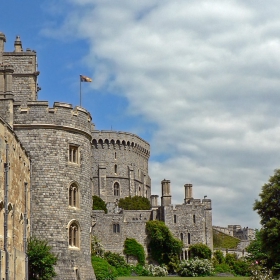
[13,101,93,139]
[92,130,150,158]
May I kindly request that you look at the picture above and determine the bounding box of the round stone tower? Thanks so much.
[91,130,150,211]
[14,102,95,279]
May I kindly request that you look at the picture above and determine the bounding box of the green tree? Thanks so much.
[189,243,212,259]
[246,229,268,263]
[118,196,151,210]
[254,169,280,273]
[27,237,58,280]
[146,220,183,266]
[92,195,108,213]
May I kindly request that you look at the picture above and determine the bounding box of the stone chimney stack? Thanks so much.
[150,195,159,208]
[14,36,23,52]
[161,179,172,206]
[0,32,6,64]
[184,183,193,203]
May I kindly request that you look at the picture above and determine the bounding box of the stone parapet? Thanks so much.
[13,101,92,139]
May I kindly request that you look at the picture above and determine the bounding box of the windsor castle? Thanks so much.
[0,33,252,279]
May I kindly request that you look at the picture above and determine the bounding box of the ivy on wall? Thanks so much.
[118,196,151,210]
[123,238,145,265]
[146,220,183,265]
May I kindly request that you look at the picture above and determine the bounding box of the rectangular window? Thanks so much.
[69,145,79,164]
[174,215,177,223]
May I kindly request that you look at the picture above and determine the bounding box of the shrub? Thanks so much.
[92,195,107,213]
[145,264,168,276]
[214,263,233,274]
[91,235,104,257]
[250,263,273,280]
[233,259,250,276]
[189,243,212,260]
[213,250,225,264]
[27,237,58,280]
[118,196,151,210]
[91,256,117,280]
[177,257,214,277]
[131,264,151,276]
[146,220,183,266]
[124,238,145,265]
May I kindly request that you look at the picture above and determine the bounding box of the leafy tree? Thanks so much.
[189,243,212,259]
[92,195,107,213]
[123,238,145,265]
[146,220,183,266]
[118,196,151,210]
[213,250,225,264]
[27,237,58,280]
[246,229,268,263]
[254,169,280,273]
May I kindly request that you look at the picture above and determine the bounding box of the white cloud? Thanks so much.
[44,0,280,228]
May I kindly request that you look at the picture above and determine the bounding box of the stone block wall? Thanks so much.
[0,117,30,279]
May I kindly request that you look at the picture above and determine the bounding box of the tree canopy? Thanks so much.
[27,237,58,280]
[189,243,212,259]
[118,196,151,210]
[92,195,108,213]
[254,169,280,272]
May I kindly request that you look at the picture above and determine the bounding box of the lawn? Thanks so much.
[118,277,249,280]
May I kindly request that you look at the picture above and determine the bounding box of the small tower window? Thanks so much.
[114,182,120,196]
[113,223,120,233]
[188,233,191,244]
[69,183,79,208]
[174,215,177,223]
[193,214,196,224]
[180,233,183,241]
[69,221,80,248]
[114,152,117,159]
[114,164,117,174]
[69,145,79,164]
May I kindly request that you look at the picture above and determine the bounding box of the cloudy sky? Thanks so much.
[2,0,280,228]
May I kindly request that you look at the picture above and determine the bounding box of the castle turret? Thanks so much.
[184,183,193,203]
[151,195,159,208]
[161,179,171,206]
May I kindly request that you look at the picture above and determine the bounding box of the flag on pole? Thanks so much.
[80,75,92,82]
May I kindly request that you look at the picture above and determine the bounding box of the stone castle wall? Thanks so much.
[0,117,30,279]
[13,102,95,279]
[92,131,151,204]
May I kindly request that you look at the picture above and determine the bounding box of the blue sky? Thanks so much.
[2,0,280,229]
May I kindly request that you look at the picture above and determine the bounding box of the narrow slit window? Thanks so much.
[174,215,177,223]
[188,233,191,244]
[114,164,117,174]
[193,214,196,224]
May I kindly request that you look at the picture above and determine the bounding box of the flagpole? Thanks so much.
[79,75,82,106]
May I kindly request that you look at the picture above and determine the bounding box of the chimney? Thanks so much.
[161,179,172,206]
[184,183,193,203]
[14,36,23,52]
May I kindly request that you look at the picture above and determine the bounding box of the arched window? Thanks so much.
[193,214,196,224]
[113,223,120,233]
[69,183,79,207]
[114,182,120,196]
[69,221,80,248]
[188,233,191,245]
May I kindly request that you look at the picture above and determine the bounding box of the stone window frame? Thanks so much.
[193,214,196,224]
[113,223,120,233]
[113,182,120,196]
[68,220,80,249]
[180,233,183,241]
[114,164,117,174]
[69,182,80,208]
[174,214,177,223]
[68,144,80,164]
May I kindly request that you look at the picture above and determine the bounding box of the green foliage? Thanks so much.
[27,237,58,280]
[118,196,151,210]
[213,250,225,264]
[177,257,214,277]
[91,235,105,257]
[254,169,280,273]
[92,195,107,213]
[246,229,268,264]
[123,238,145,265]
[213,263,233,274]
[91,256,117,280]
[145,264,168,276]
[104,251,127,268]
[213,229,241,249]
[146,220,183,266]
[130,264,151,276]
[189,243,212,259]
[250,263,273,280]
